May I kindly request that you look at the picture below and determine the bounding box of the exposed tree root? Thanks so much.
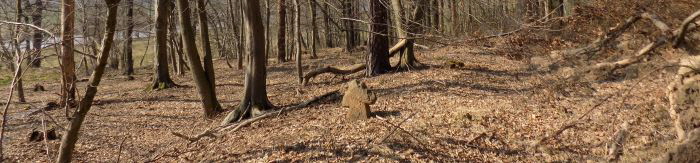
[172,90,342,143]
[302,64,366,85]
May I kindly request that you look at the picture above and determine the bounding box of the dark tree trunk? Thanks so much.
[30,0,44,67]
[176,0,223,118]
[277,0,287,63]
[222,0,274,125]
[308,0,318,59]
[342,0,356,52]
[366,0,391,76]
[122,0,134,76]
[150,0,177,90]
[323,2,333,48]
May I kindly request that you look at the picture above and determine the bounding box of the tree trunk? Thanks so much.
[322,2,333,48]
[176,0,222,118]
[197,0,217,96]
[60,0,77,107]
[294,0,303,85]
[30,0,44,67]
[56,1,121,162]
[238,0,245,69]
[343,0,356,52]
[308,0,318,59]
[122,0,134,76]
[392,0,426,70]
[366,0,391,76]
[277,0,287,63]
[265,0,271,63]
[222,0,274,125]
[150,0,177,90]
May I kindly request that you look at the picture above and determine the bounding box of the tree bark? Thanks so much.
[56,1,121,162]
[150,0,177,90]
[294,0,303,84]
[366,0,391,76]
[122,0,134,76]
[30,0,44,67]
[197,0,217,96]
[277,0,287,63]
[308,0,318,59]
[343,0,356,52]
[176,0,222,118]
[13,0,26,103]
[393,0,426,70]
[323,1,333,48]
[60,0,77,107]
[222,0,274,125]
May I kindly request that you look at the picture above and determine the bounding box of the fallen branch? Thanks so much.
[554,14,642,60]
[674,9,700,47]
[302,64,366,85]
[172,90,343,143]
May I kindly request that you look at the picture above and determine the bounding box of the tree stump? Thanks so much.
[667,56,700,141]
[341,80,377,121]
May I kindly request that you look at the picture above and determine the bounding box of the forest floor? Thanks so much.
[1,40,681,162]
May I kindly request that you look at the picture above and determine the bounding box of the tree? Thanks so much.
[56,0,121,162]
[30,0,44,67]
[176,0,223,118]
[12,0,26,103]
[342,0,357,52]
[60,0,77,107]
[197,0,217,97]
[277,0,287,63]
[294,0,303,84]
[366,0,391,76]
[150,0,177,90]
[391,0,426,70]
[122,0,135,76]
[222,0,274,124]
[308,0,318,58]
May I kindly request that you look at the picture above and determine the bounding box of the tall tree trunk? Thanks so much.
[122,0,134,76]
[431,0,440,31]
[238,0,245,69]
[308,0,318,59]
[366,0,390,76]
[150,0,177,90]
[30,0,44,67]
[342,0,356,52]
[322,1,333,48]
[265,0,271,63]
[294,0,303,84]
[56,1,121,162]
[277,0,287,63]
[197,0,217,96]
[176,0,223,118]
[392,0,425,70]
[222,0,274,125]
[60,0,77,107]
[12,0,25,103]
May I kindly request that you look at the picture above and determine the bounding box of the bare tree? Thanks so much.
[30,0,44,67]
[122,0,135,76]
[197,0,217,97]
[308,0,318,58]
[56,0,121,162]
[366,0,391,76]
[61,0,77,107]
[150,0,177,90]
[176,0,223,118]
[277,0,287,63]
[294,0,303,84]
[222,0,274,124]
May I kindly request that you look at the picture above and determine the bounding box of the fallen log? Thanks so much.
[302,64,366,85]
[553,14,642,61]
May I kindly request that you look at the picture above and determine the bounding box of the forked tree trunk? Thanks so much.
[366,0,391,76]
[392,0,426,70]
[150,0,177,90]
[60,0,77,107]
[277,0,287,63]
[56,1,121,162]
[222,0,274,125]
[122,0,134,76]
[176,0,222,118]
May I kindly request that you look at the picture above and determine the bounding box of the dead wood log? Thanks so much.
[302,64,366,85]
